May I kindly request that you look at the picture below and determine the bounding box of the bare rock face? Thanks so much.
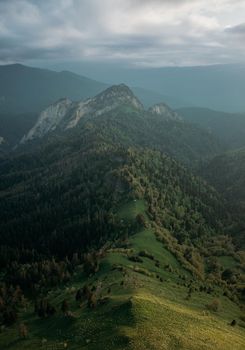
[148,103,182,121]
[20,98,73,143]
[21,84,144,143]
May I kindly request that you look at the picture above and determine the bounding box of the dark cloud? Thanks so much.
[0,0,244,66]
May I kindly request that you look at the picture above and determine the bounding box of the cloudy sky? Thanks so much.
[0,0,245,67]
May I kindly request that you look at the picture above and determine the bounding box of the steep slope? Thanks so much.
[149,103,182,121]
[178,107,245,150]
[20,84,143,143]
[20,98,74,143]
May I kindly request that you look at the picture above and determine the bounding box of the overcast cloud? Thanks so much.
[0,0,245,67]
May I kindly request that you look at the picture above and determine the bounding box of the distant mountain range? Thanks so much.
[56,62,245,113]
[0,63,186,115]
[0,64,107,114]
[178,107,245,150]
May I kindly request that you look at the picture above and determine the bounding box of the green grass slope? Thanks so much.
[1,200,244,350]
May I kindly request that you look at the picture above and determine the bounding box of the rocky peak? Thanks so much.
[95,84,144,110]
[148,103,182,121]
[20,84,144,144]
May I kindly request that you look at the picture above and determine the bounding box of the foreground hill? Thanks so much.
[1,152,244,349]
[1,207,244,349]
[0,85,244,349]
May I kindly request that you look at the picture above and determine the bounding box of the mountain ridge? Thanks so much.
[20,84,144,143]
[17,85,223,167]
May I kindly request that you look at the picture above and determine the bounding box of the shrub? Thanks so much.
[155,261,160,268]
[206,298,220,312]
[136,214,147,228]
[128,255,143,263]
[138,250,154,260]
[221,269,236,283]
[132,266,153,277]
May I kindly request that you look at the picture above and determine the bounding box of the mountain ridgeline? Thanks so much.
[0,64,187,148]
[18,84,221,165]
[0,84,244,349]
